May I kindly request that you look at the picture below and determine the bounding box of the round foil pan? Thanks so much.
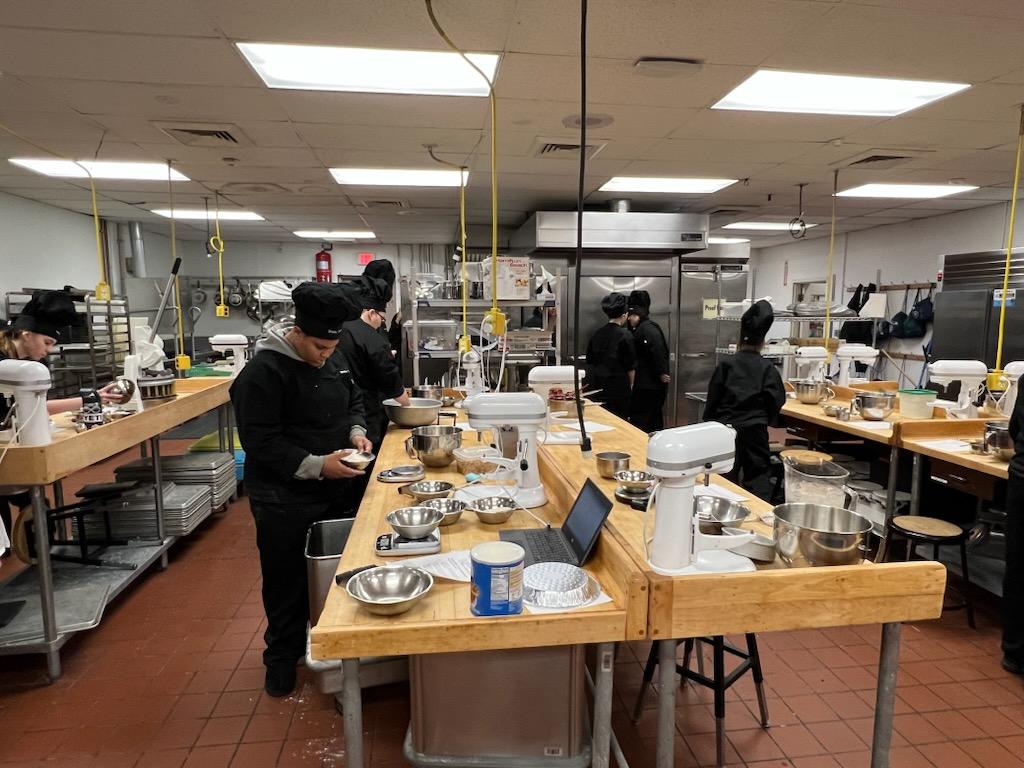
[522,562,601,609]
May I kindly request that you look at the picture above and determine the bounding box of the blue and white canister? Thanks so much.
[470,541,525,616]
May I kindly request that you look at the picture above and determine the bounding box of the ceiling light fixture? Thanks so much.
[723,221,819,231]
[236,42,499,97]
[151,209,264,221]
[708,236,750,244]
[712,70,969,117]
[293,230,376,239]
[598,177,737,194]
[9,158,190,181]
[330,168,468,187]
[836,183,978,198]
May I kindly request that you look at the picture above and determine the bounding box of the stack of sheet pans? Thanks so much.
[115,452,236,511]
[88,482,213,539]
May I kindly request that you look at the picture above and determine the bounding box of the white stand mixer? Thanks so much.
[644,422,755,575]
[527,365,586,444]
[0,360,53,447]
[458,349,487,398]
[210,334,250,377]
[995,361,1024,417]
[794,346,828,383]
[834,344,879,387]
[462,392,548,508]
[927,360,989,419]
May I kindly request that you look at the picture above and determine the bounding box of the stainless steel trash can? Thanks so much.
[305,518,353,624]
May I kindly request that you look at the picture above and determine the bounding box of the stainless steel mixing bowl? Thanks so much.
[384,397,443,428]
[695,496,751,534]
[422,498,467,526]
[385,506,444,539]
[854,391,897,421]
[614,470,657,491]
[345,566,433,616]
[469,496,517,524]
[596,451,630,479]
[773,502,872,567]
[340,450,375,470]
[405,425,462,467]
[790,379,833,404]
[398,480,454,502]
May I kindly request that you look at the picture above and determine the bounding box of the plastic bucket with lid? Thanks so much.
[899,389,937,419]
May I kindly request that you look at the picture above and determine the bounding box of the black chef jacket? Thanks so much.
[704,350,786,428]
[337,319,404,446]
[231,348,366,505]
[631,318,670,390]
[586,323,636,418]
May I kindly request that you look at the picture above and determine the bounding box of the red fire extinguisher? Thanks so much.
[315,249,332,283]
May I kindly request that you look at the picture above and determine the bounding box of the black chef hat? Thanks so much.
[361,259,395,308]
[740,300,774,345]
[357,275,392,311]
[601,292,628,319]
[292,282,354,340]
[11,289,77,341]
[628,290,651,318]
[363,259,395,289]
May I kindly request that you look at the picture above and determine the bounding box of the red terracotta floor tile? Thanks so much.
[181,743,237,768]
[168,693,220,721]
[728,727,787,763]
[957,737,1024,768]
[211,690,259,718]
[915,741,984,768]
[769,724,826,758]
[229,741,283,768]
[195,716,249,747]
[242,712,293,743]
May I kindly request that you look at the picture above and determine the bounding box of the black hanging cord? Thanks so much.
[572,0,592,455]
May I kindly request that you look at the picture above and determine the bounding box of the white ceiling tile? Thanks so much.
[846,0,1024,21]
[498,98,698,139]
[0,0,221,35]
[839,118,1015,151]
[274,91,488,129]
[643,138,820,165]
[910,83,1024,123]
[294,123,483,153]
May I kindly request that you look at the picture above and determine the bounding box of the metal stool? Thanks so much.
[632,635,770,768]
[884,515,975,628]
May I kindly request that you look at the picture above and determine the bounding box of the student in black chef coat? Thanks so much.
[627,290,671,433]
[585,292,637,420]
[231,281,374,697]
[703,300,786,500]
[1001,393,1024,676]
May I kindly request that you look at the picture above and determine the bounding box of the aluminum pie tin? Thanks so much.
[522,562,601,610]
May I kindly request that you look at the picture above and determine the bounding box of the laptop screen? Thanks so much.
[562,478,614,564]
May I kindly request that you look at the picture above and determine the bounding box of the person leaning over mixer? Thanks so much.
[627,290,671,433]
[703,300,785,500]
[1001,388,1024,676]
[0,289,121,554]
[585,292,637,420]
[230,280,374,698]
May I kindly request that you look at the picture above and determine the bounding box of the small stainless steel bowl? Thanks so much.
[822,404,842,418]
[346,566,433,616]
[412,385,444,401]
[422,498,467,526]
[399,480,454,502]
[385,507,444,539]
[854,391,897,421]
[340,450,375,470]
[470,496,517,524]
[695,496,750,534]
[614,470,657,491]
[596,451,631,479]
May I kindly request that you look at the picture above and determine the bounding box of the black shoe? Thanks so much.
[1002,656,1024,676]
[265,663,297,697]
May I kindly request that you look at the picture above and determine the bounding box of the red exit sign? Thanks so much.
[358,252,375,266]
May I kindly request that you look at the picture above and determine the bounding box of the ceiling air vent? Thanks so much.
[529,136,606,160]
[220,182,290,195]
[354,198,410,210]
[834,148,933,170]
[152,122,253,148]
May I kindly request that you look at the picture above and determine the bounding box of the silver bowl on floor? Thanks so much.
[346,566,433,616]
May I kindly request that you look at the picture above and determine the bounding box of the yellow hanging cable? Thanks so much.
[210,193,228,317]
[167,162,189,369]
[995,104,1024,375]
[823,170,839,359]
[427,147,470,350]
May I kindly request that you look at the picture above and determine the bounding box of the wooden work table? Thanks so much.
[899,419,1009,480]
[781,397,899,445]
[540,405,946,768]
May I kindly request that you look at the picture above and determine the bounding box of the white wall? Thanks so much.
[749,202,1017,384]
[0,191,102,298]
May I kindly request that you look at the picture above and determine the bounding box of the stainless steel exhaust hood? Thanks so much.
[512,208,710,255]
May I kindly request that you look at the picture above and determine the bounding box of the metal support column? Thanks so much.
[217,405,228,452]
[592,642,614,768]
[31,485,61,680]
[150,436,168,570]
[656,639,678,768]
[871,622,902,768]
[877,443,900,562]
[910,453,924,517]
[341,658,364,768]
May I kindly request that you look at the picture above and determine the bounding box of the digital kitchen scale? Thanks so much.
[375,530,441,556]
[614,485,652,509]
[377,464,426,483]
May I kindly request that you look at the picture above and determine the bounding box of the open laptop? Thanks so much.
[499,478,613,567]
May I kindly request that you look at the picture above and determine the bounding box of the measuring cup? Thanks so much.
[783,457,856,510]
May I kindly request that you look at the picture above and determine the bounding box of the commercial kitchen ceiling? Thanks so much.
[0,0,1023,248]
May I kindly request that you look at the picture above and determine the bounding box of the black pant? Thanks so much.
[629,386,666,433]
[250,498,352,668]
[724,424,772,501]
[1004,475,1024,664]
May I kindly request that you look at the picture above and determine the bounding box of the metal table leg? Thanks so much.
[871,622,902,768]
[150,436,168,570]
[910,453,923,517]
[218,405,228,452]
[30,485,61,680]
[877,444,900,563]
[656,639,677,768]
[341,658,364,768]
[592,642,614,768]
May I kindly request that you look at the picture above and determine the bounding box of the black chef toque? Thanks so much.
[11,289,77,341]
[291,282,354,340]
[740,300,774,345]
[628,289,651,318]
[601,292,628,318]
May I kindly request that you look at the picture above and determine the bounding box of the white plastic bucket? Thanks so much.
[899,389,937,419]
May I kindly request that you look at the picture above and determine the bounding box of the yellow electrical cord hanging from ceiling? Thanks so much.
[823,170,839,359]
[993,105,1024,380]
[210,193,229,318]
[427,146,470,351]
[167,162,190,371]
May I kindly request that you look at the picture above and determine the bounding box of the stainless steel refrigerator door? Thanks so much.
[675,265,748,424]
[932,290,990,362]
[986,293,1024,368]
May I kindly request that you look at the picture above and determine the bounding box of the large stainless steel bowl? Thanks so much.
[385,506,444,539]
[422,498,467,526]
[405,425,462,467]
[412,384,444,401]
[346,566,433,616]
[695,496,750,534]
[790,379,833,404]
[854,391,897,421]
[596,451,630,479]
[398,480,454,502]
[614,470,657,491]
[384,397,443,427]
[773,503,872,567]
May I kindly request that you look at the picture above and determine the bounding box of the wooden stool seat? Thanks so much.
[890,516,965,540]
[780,449,833,463]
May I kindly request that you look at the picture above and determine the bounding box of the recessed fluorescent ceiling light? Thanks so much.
[151,209,264,221]
[9,158,189,181]
[836,183,978,199]
[236,42,499,97]
[599,177,737,194]
[330,168,468,187]
[708,236,750,244]
[723,221,819,231]
[294,230,376,239]
[712,70,969,117]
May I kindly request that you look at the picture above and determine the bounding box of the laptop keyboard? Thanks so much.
[517,529,575,564]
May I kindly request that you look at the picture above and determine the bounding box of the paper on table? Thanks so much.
[542,431,582,445]
[400,550,472,582]
[854,421,892,430]
[696,484,749,502]
[918,439,972,452]
[559,420,615,433]
[525,591,613,614]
